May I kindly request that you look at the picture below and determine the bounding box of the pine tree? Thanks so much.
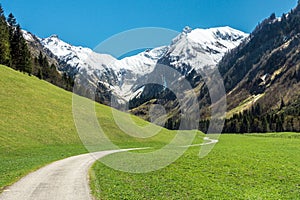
[10,24,21,70]
[240,116,250,133]
[38,51,43,66]
[270,13,276,20]
[262,116,269,132]
[8,14,32,74]
[291,118,294,132]
[7,13,17,27]
[255,103,261,116]
[280,98,285,110]
[275,114,284,132]
[0,5,11,66]
[8,13,19,69]
[19,36,32,74]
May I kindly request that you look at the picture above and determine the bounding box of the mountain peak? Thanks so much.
[50,34,59,39]
[182,26,192,34]
[167,26,248,72]
[189,26,248,43]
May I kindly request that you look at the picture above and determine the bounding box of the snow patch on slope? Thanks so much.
[22,30,37,42]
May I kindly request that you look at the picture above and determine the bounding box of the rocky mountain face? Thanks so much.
[220,7,300,113]
[128,27,247,109]
[21,31,74,91]
[22,31,58,66]
[40,35,173,105]
[161,26,248,73]
[131,2,300,132]
[219,3,300,132]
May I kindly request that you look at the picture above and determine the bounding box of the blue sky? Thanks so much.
[1,0,298,48]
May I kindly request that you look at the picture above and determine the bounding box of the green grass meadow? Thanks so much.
[1,65,300,199]
[91,134,300,199]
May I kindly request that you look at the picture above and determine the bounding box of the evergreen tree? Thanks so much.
[270,13,276,20]
[8,13,19,70]
[240,116,250,133]
[254,103,261,116]
[7,13,17,27]
[0,5,11,66]
[9,24,21,69]
[8,14,32,74]
[291,118,294,131]
[0,5,3,17]
[38,51,43,66]
[281,13,287,22]
[262,116,269,132]
[19,36,32,74]
[280,98,285,110]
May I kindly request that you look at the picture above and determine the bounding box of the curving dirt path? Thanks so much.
[0,138,218,200]
[180,137,219,147]
[0,149,130,200]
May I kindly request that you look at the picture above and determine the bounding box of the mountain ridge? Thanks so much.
[24,26,247,106]
[130,2,300,133]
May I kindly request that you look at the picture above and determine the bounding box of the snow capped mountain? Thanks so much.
[110,46,169,100]
[39,34,168,103]
[111,46,168,74]
[28,26,248,106]
[162,26,248,73]
[40,35,116,74]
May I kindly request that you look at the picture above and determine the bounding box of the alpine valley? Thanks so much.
[6,2,300,133]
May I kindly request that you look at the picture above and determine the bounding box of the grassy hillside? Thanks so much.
[0,65,194,191]
[0,65,86,190]
[91,133,300,199]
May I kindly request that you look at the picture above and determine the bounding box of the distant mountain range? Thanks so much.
[21,2,300,133]
[23,26,247,105]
